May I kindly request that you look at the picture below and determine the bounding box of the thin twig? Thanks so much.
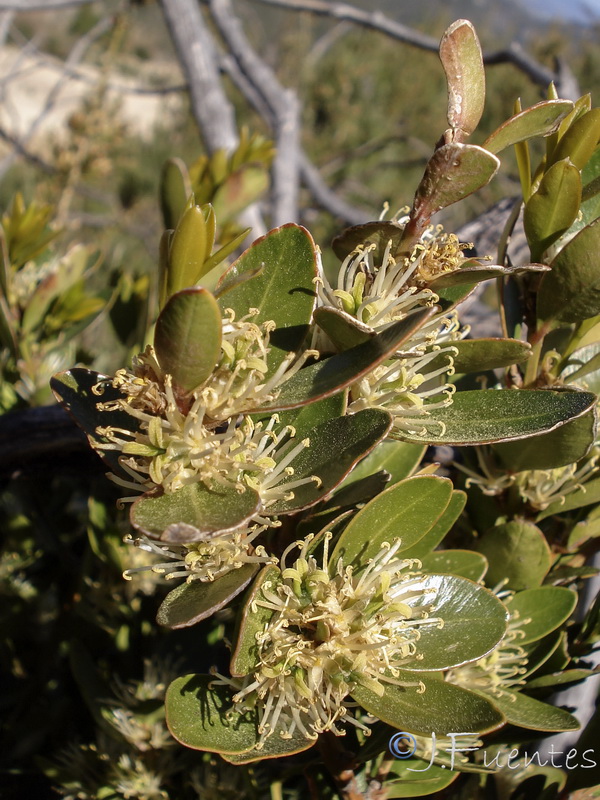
[250,0,562,90]
[210,0,301,225]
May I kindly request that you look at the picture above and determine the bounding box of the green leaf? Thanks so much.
[50,368,137,475]
[340,440,426,488]
[536,474,600,520]
[429,338,531,373]
[160,157,191,229]
[412,143,500,218]
[166,205,213,296]
[230,565,281,676]
[419,550,488,582]
[483,100,573,154]
[427,261,548,290]
[330,476,453,568]
[385,761,459,798]
[351,673,505,736]
[481,688,579,732]
[524,159,582,261]
[254,309,435,412]
[505,587,577,645]
[332,221,405,262]
[166,674,314,758]
[493,405,597,471]
[156,563,258,629]
[314,307,372,350]
[440,20,485,137]
[400,491,467,559]
[398,389,597,445]
[251,393,347,438]
[130,483,261,542]
[548,108,600,171]
[268,409,392,514]
[216,224,317,374]
[154,288,222,392]
[475,521,552,590]
[398,574,507,671]
[526,668,598,692]
[538,217,600,323]
[521,631,564,679]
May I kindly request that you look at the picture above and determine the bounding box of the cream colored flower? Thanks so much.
[212,534,445,747]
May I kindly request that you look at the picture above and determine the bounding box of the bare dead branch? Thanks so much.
[298,150,370,225]
[210,0,301,225]
[0,0,95,9]
[159,0,238,154]
[250,0,565,92]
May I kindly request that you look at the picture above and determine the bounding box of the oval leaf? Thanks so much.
[524,159,582,261]
[154,287,222,392]
[494,405,597,471]
[340,440,426,489]
[50,368,138,475]
[538,217,600,323]
[483,100,573,154]
[429,338,531,374]
[216,224,317,374]
[440,20,485,137]
[157,563,258,629]
[332,221,405,262]
[131,483,261,541]
[400,491,467,559]
[481,688,579,732]
[548,107,600,171]
[413,143,500,218]
[397,389,597,445]
[166,674,314,757]
[331,475,453,568]
[314,307,373,350]
[231,565,281,676]
[398,574,507,671]
[505,587,577,645]
[419,549,488,582]
[351,673,505,736]
[475,521,552,590]
[537,474,600,520]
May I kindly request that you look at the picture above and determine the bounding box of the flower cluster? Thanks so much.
[93,314,318,503]
[123,526,276,584]
[457,445,600,511]
[315,216,471,436]
[213,534,444,747]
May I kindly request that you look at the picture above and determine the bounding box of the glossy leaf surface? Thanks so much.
[397,574,507,671]
[166,674,314,757]
[398,389,596,445]
[352,673,505,735]
[475,521,551,590]
[216,224,317,373]
[131,483,261,542]
[505,587,577,645]
[483,100,573,154]
[157,563,258,629]
[330,476,453,568]
[419,550,488,582]
[494,406,597,471]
